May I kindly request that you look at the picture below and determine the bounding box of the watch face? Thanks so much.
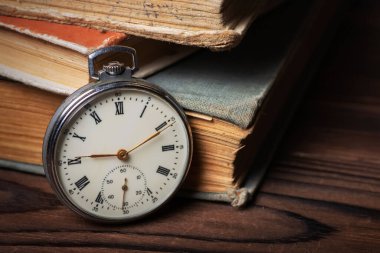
[44,81,192,222]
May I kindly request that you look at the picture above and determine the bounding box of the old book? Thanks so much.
[0,0,345,206]
[0,0,284,50]
[0,16,196,94]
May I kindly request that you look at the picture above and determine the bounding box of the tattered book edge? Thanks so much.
[179,159,269,208]
[0,16,127,54]
[0,0,285,51]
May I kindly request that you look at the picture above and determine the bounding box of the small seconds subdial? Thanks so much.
[101,164,146,213]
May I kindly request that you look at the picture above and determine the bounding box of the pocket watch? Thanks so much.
[43,46,193,223]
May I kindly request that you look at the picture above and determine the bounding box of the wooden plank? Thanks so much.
[0,168,379,252]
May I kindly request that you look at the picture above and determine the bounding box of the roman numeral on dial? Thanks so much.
[73,133,86,142]
[90,111,102,124]
[115,101,124,115]
[75,176,90,191]
[68,157,81,165]
[162,145,175,152]
[156,166,170,176]
[140,105,147,118]
[95,191,104,204]
[155,121,167,131]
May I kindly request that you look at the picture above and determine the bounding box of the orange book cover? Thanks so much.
[0,16,127,54]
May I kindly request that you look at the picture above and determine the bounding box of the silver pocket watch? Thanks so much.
[43,46,193,223]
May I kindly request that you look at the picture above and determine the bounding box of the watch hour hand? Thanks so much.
[78,149,128,161]
[79,154,116,158]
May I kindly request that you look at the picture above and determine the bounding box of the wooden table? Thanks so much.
[1,1,380,252]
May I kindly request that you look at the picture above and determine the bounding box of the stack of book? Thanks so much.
[0,0,284,50]
[0,0,345,206]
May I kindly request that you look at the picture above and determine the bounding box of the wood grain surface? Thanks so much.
[1,0,380,252]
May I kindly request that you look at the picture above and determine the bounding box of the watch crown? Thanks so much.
[103,61,125,76]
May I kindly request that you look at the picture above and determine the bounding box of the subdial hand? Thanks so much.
[122,178,128,208]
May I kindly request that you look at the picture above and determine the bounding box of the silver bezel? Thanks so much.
[42,78,193,223]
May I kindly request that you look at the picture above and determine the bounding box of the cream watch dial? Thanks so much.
[52,87,191,221]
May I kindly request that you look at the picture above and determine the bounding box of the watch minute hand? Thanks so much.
[76,121,175,160]
[127,121,175,154]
